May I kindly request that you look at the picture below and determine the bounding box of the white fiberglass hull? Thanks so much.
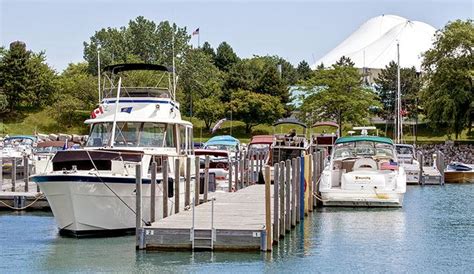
[321,190,404,207]
[36,175,191,236]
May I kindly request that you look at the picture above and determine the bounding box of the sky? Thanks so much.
[0,0,472,72]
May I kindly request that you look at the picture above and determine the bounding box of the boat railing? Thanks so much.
[102,87,170,99]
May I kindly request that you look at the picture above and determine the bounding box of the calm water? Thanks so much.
[1,184,473,273]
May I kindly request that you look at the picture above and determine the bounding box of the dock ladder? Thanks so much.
[190,197,216,250]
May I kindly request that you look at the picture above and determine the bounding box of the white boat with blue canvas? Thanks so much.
[31,63,195,236]
[319,135,406,207]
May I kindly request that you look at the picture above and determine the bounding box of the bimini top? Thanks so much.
[205,135,240,146]
[103,63,173,74]
[273,117,307,128]
[335,136,393,145]
[250,135,273,145]
[312,121,339,128]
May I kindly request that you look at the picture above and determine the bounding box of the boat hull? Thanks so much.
[35,175,191,236]
[444,171,474,184]
[321,191,404,207]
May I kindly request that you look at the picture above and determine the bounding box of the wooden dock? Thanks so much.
[141,185,271,251]
[136,152,325,252]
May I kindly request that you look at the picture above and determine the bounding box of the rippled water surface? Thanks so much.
[1,185,473,272]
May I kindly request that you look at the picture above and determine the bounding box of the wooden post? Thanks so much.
[150,160,157,223]
[194,156,200,205]
[243,151,247,187]
[250,155,255,184]
[11,158,16,192]
[291,158,297,227]
[285,159,291,232]
[306,154,313,212]
[240,158,244,189]
[436,151,445,184]
[279,161,285,237]
[185,157,191,207]
[417,151,424,185]
[135,163,142,248]
[245,158,250,187]
[295,157,301,223]
[300,156,305,220]
[264,165,272,251]
[228,160,233,192]
[235,160,239,191]
[163,159,168,218]
[273,163,279,244]
[24,156,29,192]
[204,155,210,202]
[174,158,180,214]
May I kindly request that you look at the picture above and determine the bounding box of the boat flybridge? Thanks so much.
[319,127,406,207]
[32,63,195,236]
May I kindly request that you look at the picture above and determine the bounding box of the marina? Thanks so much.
[1,183,472,272]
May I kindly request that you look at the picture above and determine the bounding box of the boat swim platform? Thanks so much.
[139,185,273,251]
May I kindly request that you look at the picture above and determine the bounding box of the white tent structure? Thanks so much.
[313,14,436,72]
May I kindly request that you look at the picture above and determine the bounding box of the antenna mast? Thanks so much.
[397,42,402,143]
[172,33,177,102]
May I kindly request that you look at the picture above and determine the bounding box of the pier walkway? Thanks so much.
[141,185,272,251]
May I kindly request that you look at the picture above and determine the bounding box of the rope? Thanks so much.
[85,150,150,226]
[0,193,46,210]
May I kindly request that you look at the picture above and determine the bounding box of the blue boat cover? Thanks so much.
[204,135,240,146]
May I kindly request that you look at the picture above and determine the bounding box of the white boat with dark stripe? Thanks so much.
[31,63,195,237]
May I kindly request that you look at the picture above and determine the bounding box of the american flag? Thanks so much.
[192,28,199,35]
[381,161,399,170]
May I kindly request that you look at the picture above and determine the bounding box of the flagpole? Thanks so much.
[198,32,200,48]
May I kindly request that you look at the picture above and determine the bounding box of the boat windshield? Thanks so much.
[396,145,414,155]
[333,141,394,159]
[86,122,175,148]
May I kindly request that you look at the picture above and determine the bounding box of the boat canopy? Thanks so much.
[103,63,172,74]
[4,135,37,142]
[312,121,339,128]
[205,135,240,146]
[249,135,273,145]
[273,117,307,128]
[335,136,393,145]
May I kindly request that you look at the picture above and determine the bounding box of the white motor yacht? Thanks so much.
[31,63,195,236]
[319,135,406,207]
[395,144,420,184]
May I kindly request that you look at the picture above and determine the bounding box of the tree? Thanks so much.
[421,19,473,139]
[49,94,84,128]
[335,56,355,67]
[58,62,98,110]
[83,16,191,74]
[299,57,381,135]
[179,49,224,116]
[214,42,239,71]
[25,52,57,108]
[201,42,216,60]
[0,90,7,113]
[228,90,285,133]
[0,41,30,111]
[193,97,226,130]
[296,60,313,81]
[375,61,421,120]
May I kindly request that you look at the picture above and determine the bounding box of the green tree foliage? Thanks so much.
[83,16,191,74]
[201,42,216,60]
[0,42,57,112]
[223,56,293,106]
[335,56,355,67]
[58,62,98,110]
[193,97,226,130]
[0,91,7,113]
[296,60,313,81]
[375,61,421,119]
[50,94,84,128]
[214,42,239,71]
[179,48,224,116]
[421,19,473,139]
[228,89,285,133]
[299,57,380,135]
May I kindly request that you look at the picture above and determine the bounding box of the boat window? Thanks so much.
[333,142,394,159]
[86,122,176,148]
[114,122,141,147]
[179,125,186,152]
[140,123,166,147]
[396,145,413,155]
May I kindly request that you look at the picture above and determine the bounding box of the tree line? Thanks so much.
[0,16,472,139]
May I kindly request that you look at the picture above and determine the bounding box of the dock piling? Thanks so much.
[163,159,168,218]
[295,158,300,223]
[174,158,180,214]
[204,155,210,202]
[11,158,17,192]
[24,156,29,192]
[194,157,200,205]
[228,159,233,192]
[185,157,191,207]
[273,162,279,244]
[285,159,291,232]
[150,160,157,223]
[279,161,285,237]
[135,163,142,249]
[291,158,297,227]
[264,165,272,251]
